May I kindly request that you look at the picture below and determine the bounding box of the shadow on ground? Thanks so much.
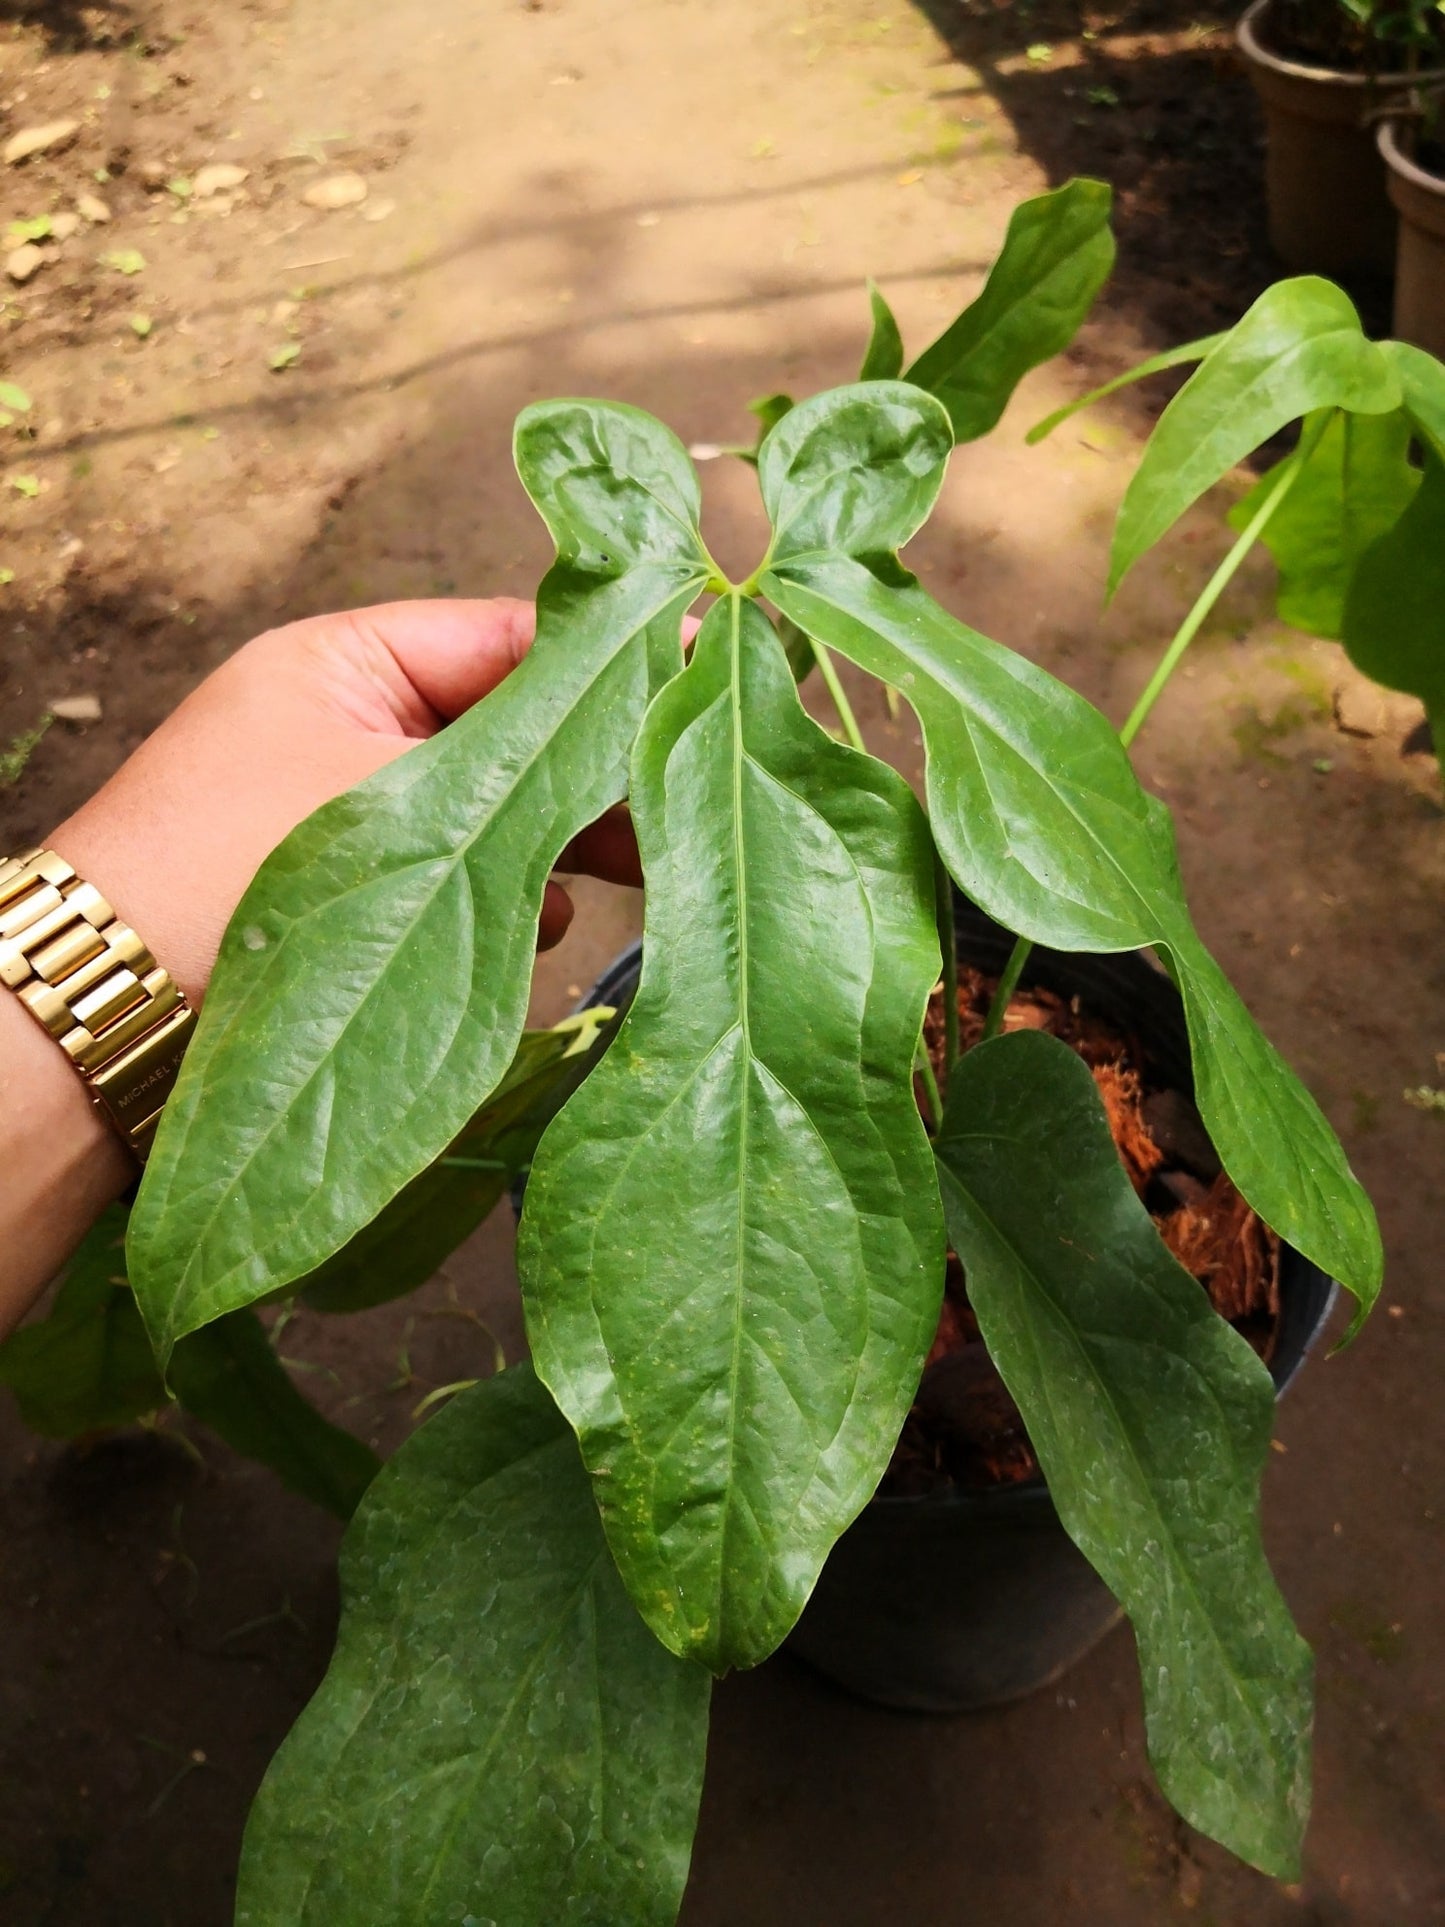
[908,0,1395,341]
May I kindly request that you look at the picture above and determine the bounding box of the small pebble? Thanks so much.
[76,192,111,224]
[302,171,367,211]
[49,211,80,241]
[4,119,80,167]
[193,162,249,199]
[5,243,44,283]
[359,196,396,223]
[49,695,103,723]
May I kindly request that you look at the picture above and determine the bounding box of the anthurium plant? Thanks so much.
[4,179,1411,1920]
[1032,273,1445,767]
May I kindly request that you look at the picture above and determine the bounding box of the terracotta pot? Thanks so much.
[1379,119,1445,358]
[1236,0,1442,275]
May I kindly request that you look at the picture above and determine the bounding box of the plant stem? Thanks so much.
[1118,413,1325,748]
[981,931,1030,1041]
[935,851,960,1084]
[915,1045,943,1133]
[810,636,867,753]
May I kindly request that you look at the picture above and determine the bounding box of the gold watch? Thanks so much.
[0,846,197,1161]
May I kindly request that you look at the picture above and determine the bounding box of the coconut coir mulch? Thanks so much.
[884,967,1280,1498]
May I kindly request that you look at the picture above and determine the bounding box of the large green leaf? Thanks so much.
[0,1208,164,1436]
[130,401,710,1355]
[1109,279,1402,593]
[1341,448,1445,748]
[519,595,944,1671]
[762,383,1381,1323]
[169,1310,380,1520]
[906,177,1115,442]
[1228,407,1420,640]
[300,1013,613,1314]
[236,1364,710,1927]
[936,1031,1312,1874]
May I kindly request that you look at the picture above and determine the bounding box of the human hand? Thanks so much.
[0,598,642,1328]
[51,598,642,1003]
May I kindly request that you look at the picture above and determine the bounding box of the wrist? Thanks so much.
[51,802,219,1006]
[0,981,132,1331]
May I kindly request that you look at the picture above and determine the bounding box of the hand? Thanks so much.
[53,597,641,1000]
[1,598,641,1330]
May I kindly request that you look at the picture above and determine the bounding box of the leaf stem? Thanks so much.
[935,851,960,1084]
[1118,411,1327,749]
[810,636,867,753]
[915,1044,943,1133]
[981,931,1031,1041]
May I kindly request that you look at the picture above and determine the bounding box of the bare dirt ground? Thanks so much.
[1,0,1442,1922]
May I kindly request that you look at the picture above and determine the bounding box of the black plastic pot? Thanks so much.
[561,900,1338,1713]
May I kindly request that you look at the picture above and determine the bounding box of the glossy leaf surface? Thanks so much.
[130,400,709,1354]
[907,178,1114,441]
[300,1015,613,1314]
[1228,407,1420,639]
[859,280,904,380]
[935,1030,1312,1877]
[1109,279,1401,592]
[236,1365,710,1927]
[519,596,943,1670]
[763,383,1381,1320]
[1342,449,1445,744]
[0,1209,163,1436]
[170,1311,380,1519]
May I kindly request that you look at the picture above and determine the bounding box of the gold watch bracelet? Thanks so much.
[0,846,196,1162]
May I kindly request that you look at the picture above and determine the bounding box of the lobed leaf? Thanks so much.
[1227,407,1420,640]
[1109,278,1402,594]
[763,382,1381,1322]
[934,1030,1312,1878]
[236,1364,710,1927]
[906,177,1115,442]
[130,400,710,1355]
[519,595,944,1671]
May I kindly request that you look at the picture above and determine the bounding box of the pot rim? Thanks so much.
[1238,0,1445,88]
[1378,114,1445,191]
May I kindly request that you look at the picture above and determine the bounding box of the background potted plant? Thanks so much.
[1238,0,1445,273]
[12,182,1440,1920]
[1032,266,1445,768]
[1380,83,1445,355]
